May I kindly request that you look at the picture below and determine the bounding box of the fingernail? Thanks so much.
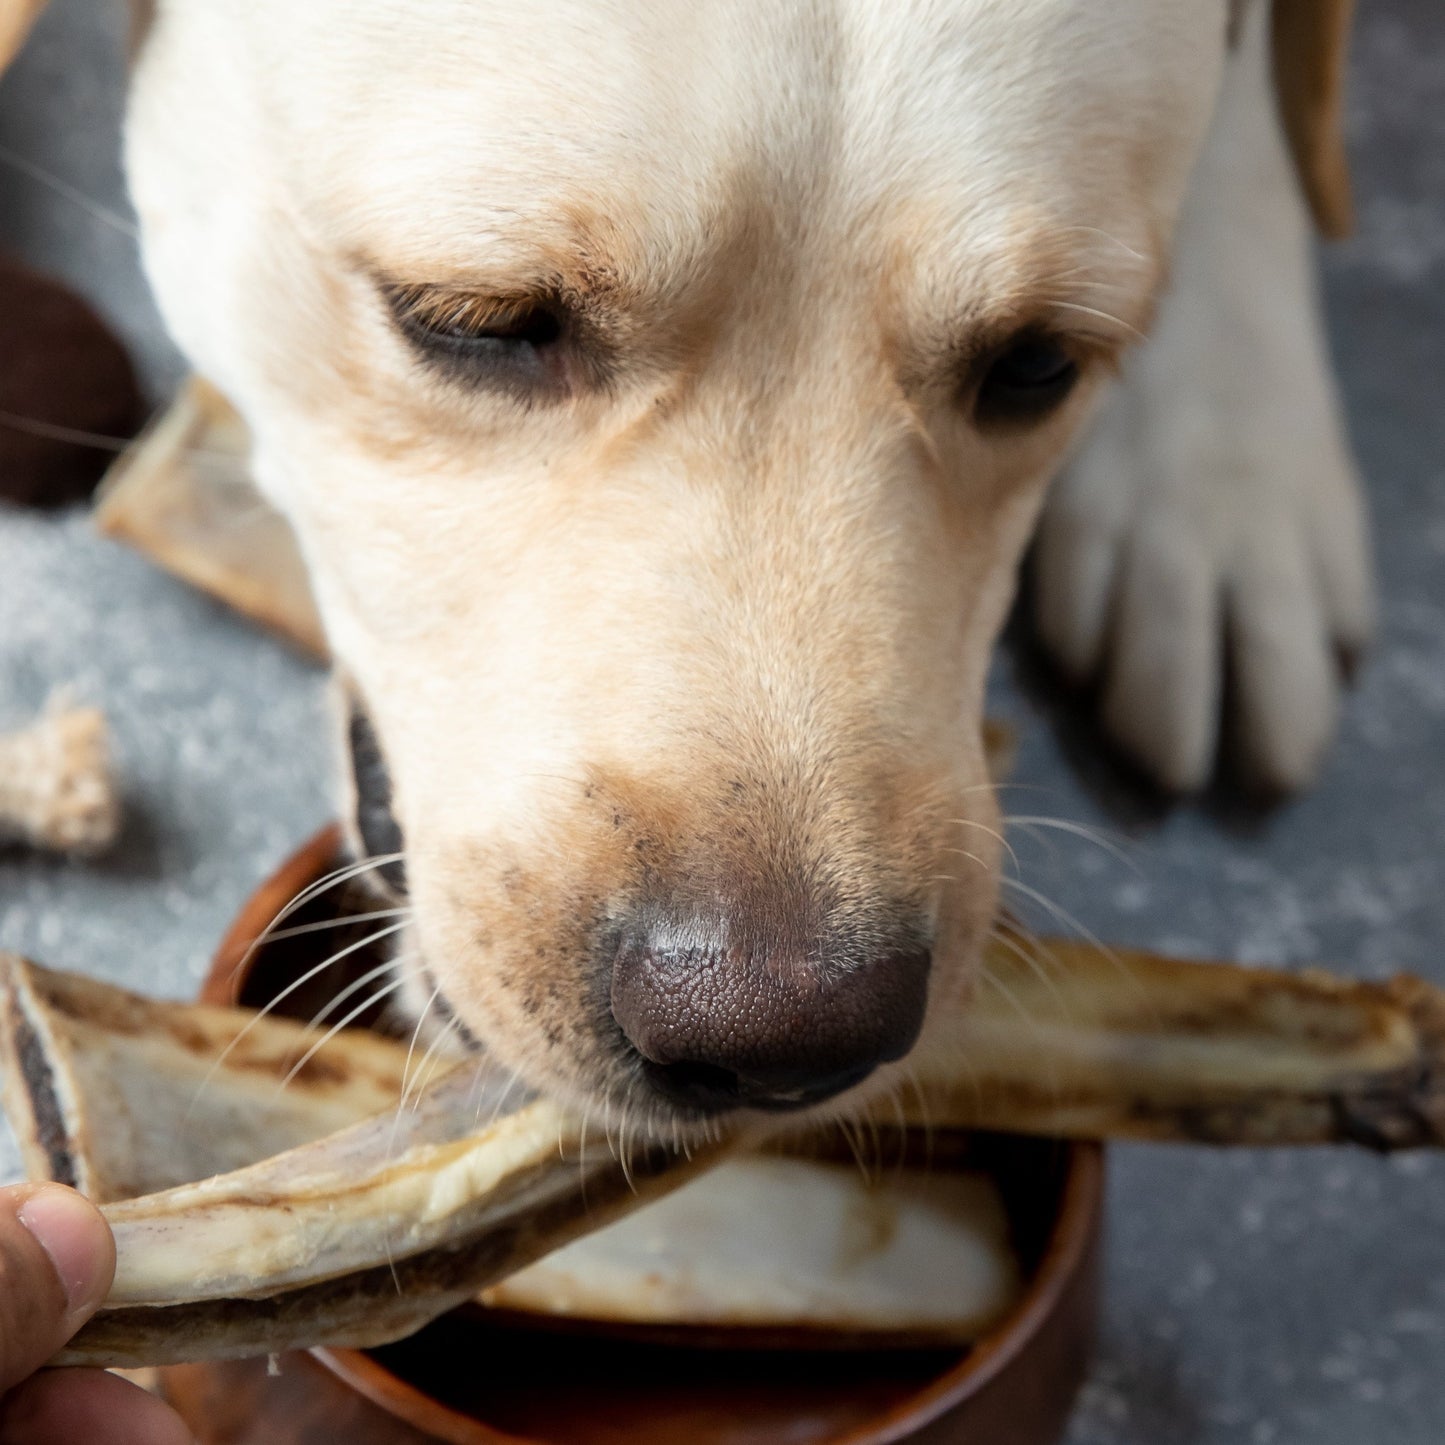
[18,1185,112,1318]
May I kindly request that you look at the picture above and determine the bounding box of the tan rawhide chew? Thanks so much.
[73,1074,725,1369]
[93,379,329,660]
[903,930,1445,1151]
[0,953,419,1200]
[0,953,725,1367]
[0,701,119,856]
[0,952,1026,1355]
[6,940,1445,1368]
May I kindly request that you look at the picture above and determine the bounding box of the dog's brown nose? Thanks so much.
[610,920,930,1114]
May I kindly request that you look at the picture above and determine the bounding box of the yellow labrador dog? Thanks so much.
[5,0,1372,1139]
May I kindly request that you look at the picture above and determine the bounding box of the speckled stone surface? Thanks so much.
[1,2,1443,1441]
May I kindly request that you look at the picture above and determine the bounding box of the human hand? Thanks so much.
[0,1183,191,1443]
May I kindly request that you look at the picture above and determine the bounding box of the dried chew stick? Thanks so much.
[6,940,1445,1367]
[65,1073,726,1367]
[903,930,1445,1150]
[0,953,724,1367]
[0,952,423,1201]
[9,936,1444,1193]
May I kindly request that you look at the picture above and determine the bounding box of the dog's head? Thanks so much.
[110,0,1335,1134]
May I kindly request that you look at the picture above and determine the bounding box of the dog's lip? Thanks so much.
[635,1056,878,1116]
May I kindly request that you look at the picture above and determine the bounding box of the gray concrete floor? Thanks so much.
[2,2,1444,1441]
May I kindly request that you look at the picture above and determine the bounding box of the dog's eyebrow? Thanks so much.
[892,222,1165,379]
[353,188,746,345]
[368,267,624,327]
[355,212,667,319]
[892,290,1152,397]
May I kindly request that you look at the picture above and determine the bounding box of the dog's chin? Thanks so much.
[538,1069,894,1153]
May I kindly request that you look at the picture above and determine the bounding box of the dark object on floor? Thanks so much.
[0,254,144,507]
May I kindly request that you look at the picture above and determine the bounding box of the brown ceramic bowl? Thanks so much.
[160,827,1103,1445]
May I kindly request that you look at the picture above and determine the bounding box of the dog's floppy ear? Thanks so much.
[1,0,48,74]
[1272,0,1355,239]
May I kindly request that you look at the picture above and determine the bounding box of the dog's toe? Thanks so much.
[1225,522,1341,795]
[1033,504,1119,684]
[1310,464,1378,668]
[1097,520,1221,794]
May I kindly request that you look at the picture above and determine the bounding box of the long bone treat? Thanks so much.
[4,938,1445,1367]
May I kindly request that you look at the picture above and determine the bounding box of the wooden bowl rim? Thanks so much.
[207,825,1104,1445]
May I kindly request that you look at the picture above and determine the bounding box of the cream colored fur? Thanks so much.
[85,0,1361,1134]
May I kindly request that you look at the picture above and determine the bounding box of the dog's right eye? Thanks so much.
[972,332,1080,427]
[384,286,569,387]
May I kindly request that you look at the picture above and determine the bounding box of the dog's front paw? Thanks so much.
[1032,382,1374,795]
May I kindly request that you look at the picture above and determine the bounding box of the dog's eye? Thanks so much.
[386,286,568,385]
[974,333,1079,425]
[415,302,563,351]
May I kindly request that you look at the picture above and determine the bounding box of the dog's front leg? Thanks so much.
[1032,3,1374,794]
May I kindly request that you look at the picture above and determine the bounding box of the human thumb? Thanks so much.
[0,1185,114,1393]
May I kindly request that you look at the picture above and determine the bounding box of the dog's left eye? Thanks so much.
[416,303,563,351]
[974,334,1079,425]
[385,286,569,386]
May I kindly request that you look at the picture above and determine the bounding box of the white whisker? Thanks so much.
[987,924,1075,1023]
[576,1099,596,1205]
[999,878,1138,991]
[901,1063,940,1172]
[1049,298,1145,341]
[0,407,246,470]
[948,816,1020,873]
[0,143,140,238]
[295,956,403,1036]
[260,906,411,945]
[835,1113,870,1180]
[276,978,409,1093]
[396,983,441,1109]
[413,1021,463,1099]
[404,1015,464,1113]
[186,917,410,1117]
[938,845,990,874]
[1002,814,1141,874]
[1048,223,1151,264]
[976,962,1045,1043]
[222,852,405,991]
[976,960,1064,1105]
[484,1069,524,1130]
[385,977,444,1242]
